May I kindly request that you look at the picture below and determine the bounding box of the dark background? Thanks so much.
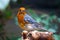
[10,0,60,17]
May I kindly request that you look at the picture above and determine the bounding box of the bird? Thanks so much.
[17,7,47,31]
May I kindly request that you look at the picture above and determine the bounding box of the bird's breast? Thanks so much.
[18,14,25,23]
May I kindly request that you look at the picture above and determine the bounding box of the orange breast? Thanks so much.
[18,14,25,23]
[17,13,27,30]
[17,12,29,30]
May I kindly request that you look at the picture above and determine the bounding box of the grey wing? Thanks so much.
[24,14,47,31]
[24,14,36,24]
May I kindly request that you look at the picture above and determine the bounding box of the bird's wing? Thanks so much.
[24,14,36,24]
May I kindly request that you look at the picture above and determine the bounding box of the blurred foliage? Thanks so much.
[0,6,12,40]
[0,24,4,32]
[53,35,60,40]
[0,6,12,31]
[4,9,12,20]
[17,0,23,4]
[11,36,21,40]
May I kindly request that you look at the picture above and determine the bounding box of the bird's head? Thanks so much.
[18,7,26,15]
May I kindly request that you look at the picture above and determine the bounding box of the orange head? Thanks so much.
[20,7,25,11]
[18,7,26,14]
